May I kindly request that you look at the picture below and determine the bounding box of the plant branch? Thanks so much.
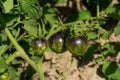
[37,56,45,80]
[5,28,38,71]
[6,52,19,64]
[46,25,65,40]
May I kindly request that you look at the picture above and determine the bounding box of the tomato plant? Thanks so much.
[0,0,120,80]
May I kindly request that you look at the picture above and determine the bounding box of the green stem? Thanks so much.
[37,56,45,80]
[99,45,105,60]
[0,32,26,55]
[15,28,20,39]
[6,52,19,64]
[5,28,37,71]
[46,25,65,40]
[5,28,26,54]
[38,23,42,38]
[12,21,20,29]
[73,22,79,36]
[58,17,63,25]
[41,19,47,37]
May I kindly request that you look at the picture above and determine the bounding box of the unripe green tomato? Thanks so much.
[31,38,47,55]
[48,32,67,53]
[66,36,88,56]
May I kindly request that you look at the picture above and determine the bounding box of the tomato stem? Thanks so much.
[41,19,47,37]
[5,28,38,71]
[6,52,19,64]
[15,28,21,39]
[46,25,64,40]
[73,22,79,36]
[97,0,100,19]
[37,56,45,80]
[38,23,42,38]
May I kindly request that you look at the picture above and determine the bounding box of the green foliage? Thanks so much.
[83,0,112,16]
[86,32,97,39]
[19,0,42,19]
[78,10,91,20]
[0,45,7,56]
[84,44,100,60]
[44,8,60,25]
[2,0,14,13]
[102,42,120,56]
[106,4,120,20]
[0,57,7,73]
[115,20,120,36]
[65,10,91,22]
[8,67,20,80]
[108,68,120,80]
[102,60,120,80]
[102,60,118,76]
[1,13,18,26]
[95,57,104,64]
[23,19,38,37]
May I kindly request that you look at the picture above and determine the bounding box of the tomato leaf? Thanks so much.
[102,60,118,76]
[83,44,100,60]
[86,32,97,39]
[0,30,7,42]
[106,4,120,20]
[102,60,120,80]
[0,45,7,56]
[107,67,120,80]
[115,20,120,36]
[78,10,91,20]
[102,42,120,56]
[1,13,18,26]
[95,57,104,64]
[8,67,20,80]
[65,10,91,22]
[24,19,38,37]
[19,0,42,19]
[31,56,41,62]
[2,0,13,13]
[0,57,7,73]
[44,8,60,25]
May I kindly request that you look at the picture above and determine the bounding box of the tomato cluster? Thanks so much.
[31,31,89,56]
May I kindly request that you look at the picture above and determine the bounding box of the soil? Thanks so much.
[43,51,105,80]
